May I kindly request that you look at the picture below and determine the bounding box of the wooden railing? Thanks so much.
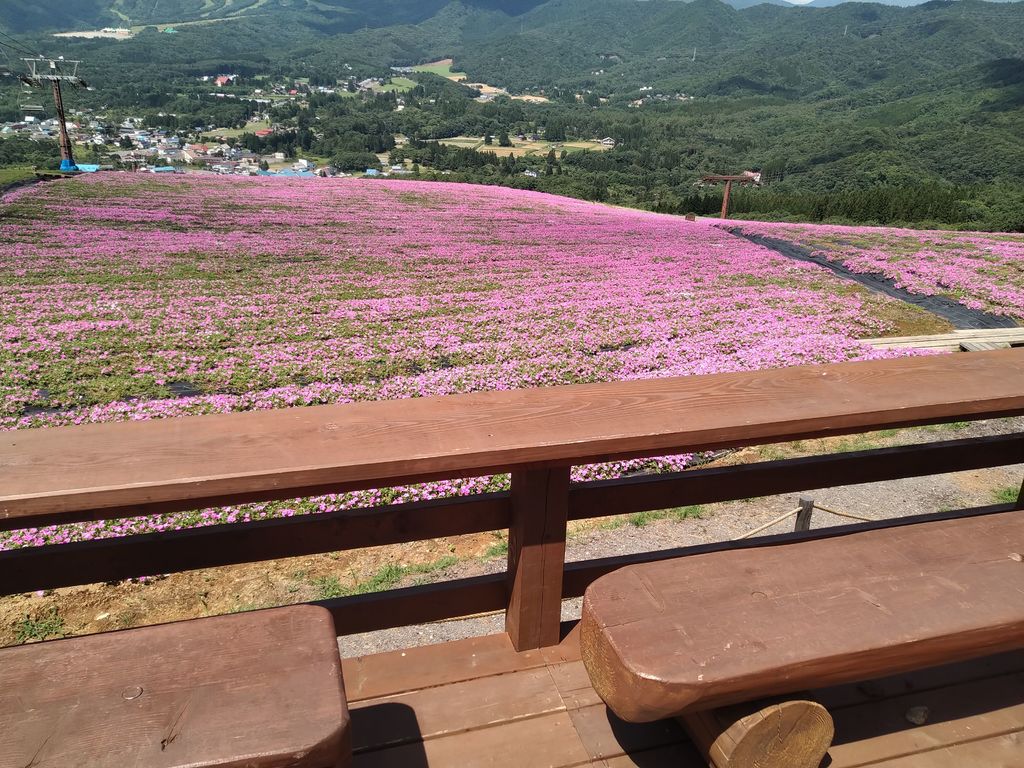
[2,350,1023,650]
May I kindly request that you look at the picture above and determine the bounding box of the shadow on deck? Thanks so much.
[344,624,1024,767]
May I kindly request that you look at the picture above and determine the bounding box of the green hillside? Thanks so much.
[2,0,1023,227]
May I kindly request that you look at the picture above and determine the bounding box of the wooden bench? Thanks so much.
[0,605,351,768]
[580,510,1024,768]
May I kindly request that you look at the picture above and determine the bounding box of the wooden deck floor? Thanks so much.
[341,624,1024,767]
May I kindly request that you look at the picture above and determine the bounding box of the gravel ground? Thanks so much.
[338,416,1023,658]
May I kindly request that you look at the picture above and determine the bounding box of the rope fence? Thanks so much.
[736,495,876,540]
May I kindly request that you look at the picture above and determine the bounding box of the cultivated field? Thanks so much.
[439,136,611,157]
[412,58,549,102]
[411,58,468,81]
[0,174,944,550]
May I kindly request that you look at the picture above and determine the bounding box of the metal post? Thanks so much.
[51,79,76,172]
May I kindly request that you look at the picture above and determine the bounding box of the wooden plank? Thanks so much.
[580,510,1024,722]
[814,650,1024,711]
[563,503,1017,598]
[507,467,570,650]
[598,742,708,767]
[4,350,1024,527]
[319,572,507,636]
[961,341,1011,352]
[350,667,564,753]
[343,631,549,702]
[542,621,584,664]
[860,732,1024,767]
[549,661,605,711]
[864,328,1024,346]
[569,703,688,763]
[0,494,510,596]
[568,434,1024,521]
[827,670,1024,768]
[352,711,592,768]
[0,606,349,768]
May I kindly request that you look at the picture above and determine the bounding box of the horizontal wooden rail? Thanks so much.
[568,433,1024,520]
[316,573,508,636]
[0,494,510,596]
[3,434,1021,596]
[3,350,1024,529]
[561,503,1018,598]
[296,503,1021,638]
[2,351,1022,650]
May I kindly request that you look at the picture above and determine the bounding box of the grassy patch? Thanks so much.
[0,167,36,188]
[484,532,509,559]
[993,485,1021,505]
[14,606,66,643]
[377,77,417,93]
[312,555,461,599]
[627,505,706,528]
[412,59,467,80]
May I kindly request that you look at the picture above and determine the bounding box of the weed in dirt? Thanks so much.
[484,532,509,559]
[993,485,1021,504]
[923,421,971,433]
[14,606,66,643]
[628,505,705,528]
[313,556,461,600]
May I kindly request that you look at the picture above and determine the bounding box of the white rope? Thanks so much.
[735,508,801,540]
[812,504,876,522]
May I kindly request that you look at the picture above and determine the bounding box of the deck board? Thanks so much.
[345,629,1024,768]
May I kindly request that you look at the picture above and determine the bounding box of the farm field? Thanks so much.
[411,58,549,102]
[439,135,611,158]
[411,58,467,81]
[0,174,950,550]
[723,220,1024,323]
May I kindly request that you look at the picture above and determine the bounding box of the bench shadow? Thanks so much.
[603,707,706,766]
[349,701,428,767]
[827,651,1024,750]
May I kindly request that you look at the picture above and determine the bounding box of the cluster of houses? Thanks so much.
[629,91,696,108]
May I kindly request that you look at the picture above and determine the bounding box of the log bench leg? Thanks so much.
[679,698,833,768]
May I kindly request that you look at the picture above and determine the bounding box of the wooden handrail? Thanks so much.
[3,349,1024,529]
[1,350,1022,651]
[3,433,1020,596]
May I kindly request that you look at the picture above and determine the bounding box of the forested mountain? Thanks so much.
[4,0,1020,34]
[0,0,547,34]
[2,0,1023,227]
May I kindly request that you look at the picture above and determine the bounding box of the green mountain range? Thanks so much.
[2,0,1023,227]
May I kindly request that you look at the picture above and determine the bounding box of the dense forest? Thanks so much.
[2,0,1024,228]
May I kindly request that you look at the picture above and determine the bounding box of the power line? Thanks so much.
[0,29,41,58]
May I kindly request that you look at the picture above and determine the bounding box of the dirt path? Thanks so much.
[2,418,1020,653]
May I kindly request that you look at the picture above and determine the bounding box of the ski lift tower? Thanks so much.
[701,173,759,219]
[19,57,89,172]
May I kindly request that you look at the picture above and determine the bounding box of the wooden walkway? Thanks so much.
[342,625,1024,767]
[864,327,1024,352]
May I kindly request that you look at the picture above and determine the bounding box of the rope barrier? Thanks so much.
[735,508,801,540]
[812,503,876,523]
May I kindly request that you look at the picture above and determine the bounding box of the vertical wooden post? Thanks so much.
[795,496,814,532]
[1015,478,1023,510]
[506,467,570,651]
[720,180,732,219]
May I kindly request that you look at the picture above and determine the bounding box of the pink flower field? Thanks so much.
[721,220,1024,320]
[1,175,930,548]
